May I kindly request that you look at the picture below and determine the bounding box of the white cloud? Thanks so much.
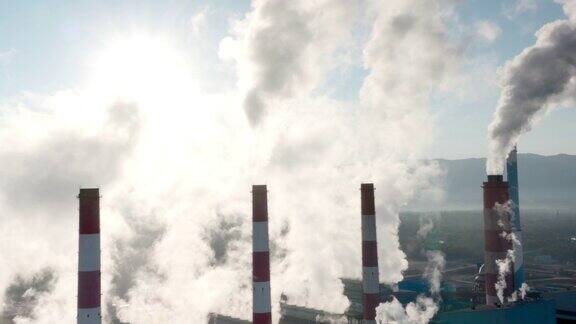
[475,20,502,43]
[0,48,17,65]
[190,6,210,36]
[503,0,538,19]
[556,0,576,23]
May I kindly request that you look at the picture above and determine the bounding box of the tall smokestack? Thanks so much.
[77,188,101,324]
[252,185,272,324]
[483,176,514,305]
[361,183,379,323]
[506,147,524,291]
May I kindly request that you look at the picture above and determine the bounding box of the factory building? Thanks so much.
[431,299,556,324]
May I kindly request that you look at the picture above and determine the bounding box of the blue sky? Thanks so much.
[0,0,573,159]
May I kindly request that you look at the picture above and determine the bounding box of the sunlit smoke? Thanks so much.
[222,0,358,126]
[0,0,462,322]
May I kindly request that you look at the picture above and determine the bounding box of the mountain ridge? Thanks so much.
[408,153,576,211]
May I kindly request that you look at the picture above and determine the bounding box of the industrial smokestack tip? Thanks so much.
[361,183,375,216]
[78,188,100,198]
[361,183,374,191]
[487,175,504,183]
[252,185,267,194]
[252,185,268,223]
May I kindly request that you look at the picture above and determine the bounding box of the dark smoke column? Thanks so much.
[483,176,514,305]
[361,184,379,323]
[252,185,272,324]
[77,188,101,324]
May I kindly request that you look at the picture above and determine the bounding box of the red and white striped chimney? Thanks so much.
[361,183,379,324]
[483,175,514,305]
[77,188,101,324]
[252,185,272,324]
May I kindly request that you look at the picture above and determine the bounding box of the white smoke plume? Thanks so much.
[0,268,56,323]
[498,231,530,304]
[495,250,513,304]
[417,216,436,240]
[0,0,461,323]
[376,296,439,324]
[222,0,359,126]
[519,282,530,300]
[487,0,576,174]
[492,201,514,304]
[375,211,445,323]
[416,214,445,298]
[0,93,142,323]
[424,251,446,298]
[106,213,167,323]
[492,200,530,304]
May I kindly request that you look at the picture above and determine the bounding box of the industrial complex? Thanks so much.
[76,147,575,324]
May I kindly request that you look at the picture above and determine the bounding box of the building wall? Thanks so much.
[432,300,556,324]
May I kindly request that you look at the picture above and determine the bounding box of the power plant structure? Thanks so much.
[77,188,102,324]
[482,174,514,305]
[361,183,380,324]
[506,147,525,290]
[252,185,272,324]
[77,152,574,324]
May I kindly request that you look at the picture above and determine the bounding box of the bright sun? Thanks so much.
[88,35,196,103]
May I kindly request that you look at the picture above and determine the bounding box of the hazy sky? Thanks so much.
[0,0,574,159]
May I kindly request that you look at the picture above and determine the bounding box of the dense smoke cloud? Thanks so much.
[376,212,445,323]
[0,95,142,323]
[106,212,166,323]
[0,101,140,215]
[359,0,457,284]
[0,0,462,322]
[376,296,439,324]
[223,0,358,126]
[487,0,576,173]
[1,269,56,323]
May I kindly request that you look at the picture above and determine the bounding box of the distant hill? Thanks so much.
[409,154,576,211]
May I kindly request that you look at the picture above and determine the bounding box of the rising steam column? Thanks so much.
[507,147,524,291]
[361,183,379,323]
[77,188,101,324]
[483,176,514,305]
[252,185,272,324]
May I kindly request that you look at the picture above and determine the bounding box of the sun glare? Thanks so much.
[88,35,196,104]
